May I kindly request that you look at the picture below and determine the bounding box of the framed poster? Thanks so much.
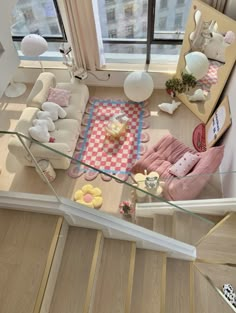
[205,96,232,148]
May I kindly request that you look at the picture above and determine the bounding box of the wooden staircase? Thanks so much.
[0,208,236,313]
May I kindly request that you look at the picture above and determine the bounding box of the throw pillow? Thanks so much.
[47,87,71,107]
[169,152,200,177]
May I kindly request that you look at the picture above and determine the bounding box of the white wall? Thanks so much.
[220,65,236,197]
[0,0,20,97]
[14,65,173,89]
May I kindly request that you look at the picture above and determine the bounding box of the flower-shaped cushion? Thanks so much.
[74,184,103,209]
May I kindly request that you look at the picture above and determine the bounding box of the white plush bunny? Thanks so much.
[29,119,51,143]
[33,118,55,132]
[35,111,55,131]
[42,101,67,121]
[188,89,207,102]
[158,100,181,115]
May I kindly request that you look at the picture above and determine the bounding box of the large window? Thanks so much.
[98,0,191,64]
[11,0,66,59]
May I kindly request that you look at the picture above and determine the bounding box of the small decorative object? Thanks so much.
[36,159,56,183]
[158,100,181,114]
[185,51,209,80]
[124,71,154,102]
[188,89,207,102]
[145,175,159,189]
[223,283,236,308]
[165,72,197,97]
[74,184,103,209]
[119,200,135,217]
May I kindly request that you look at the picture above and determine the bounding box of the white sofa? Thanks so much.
[8,72,89,170]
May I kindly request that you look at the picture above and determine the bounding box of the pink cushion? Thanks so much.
[169,152,200,177]
[47,87,71,107]
[131,134,224,201]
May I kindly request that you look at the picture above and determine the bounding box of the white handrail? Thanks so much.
[0,190,196,261]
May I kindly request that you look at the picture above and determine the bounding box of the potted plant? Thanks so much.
[119,200,135,217]
[165,72,197,97]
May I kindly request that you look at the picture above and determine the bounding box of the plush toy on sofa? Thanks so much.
[35,112,55,131]
[29,119,55,143]
[42,101,67,121]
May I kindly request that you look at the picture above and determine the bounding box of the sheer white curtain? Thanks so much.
[62,0,104,71]
[202,0,227,12]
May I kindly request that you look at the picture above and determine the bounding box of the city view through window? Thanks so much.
[11,0,191,64]
[98,0,191,63]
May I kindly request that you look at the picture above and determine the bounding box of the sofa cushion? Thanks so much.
[169,152,200,177]
[26,72,56,108]
[47,87,71,107]
[56,81,89,122]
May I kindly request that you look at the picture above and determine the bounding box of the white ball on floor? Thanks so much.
[124,71,154,102]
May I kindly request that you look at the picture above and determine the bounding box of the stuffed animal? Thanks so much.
[42,101,67,121]
[33,118,55,132]
[29,119,55,143]
[188,89,208,102]
[158,100,181,114]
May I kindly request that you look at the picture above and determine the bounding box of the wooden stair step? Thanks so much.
[153,214,173,237]
[49,227,103,313]
[194,265,234,313]
[0,208,62,313]
[173,212,220,245]
[136,217,153,230]
[197,213,236,263]
[131,249,166,313]
[165,258,193,313]
[91,239,136,313]
[195,262,236,292]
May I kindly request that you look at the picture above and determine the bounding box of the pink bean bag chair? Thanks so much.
[131,134,224,201]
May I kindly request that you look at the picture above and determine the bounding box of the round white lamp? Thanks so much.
[21,34,48,71]
[124,71,154,102]
[185,51,209,80]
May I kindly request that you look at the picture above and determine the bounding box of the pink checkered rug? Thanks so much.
[69,98,145,177]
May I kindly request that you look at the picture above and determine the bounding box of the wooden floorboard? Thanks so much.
[173,212,220,245]
[153,214,173,237]
[135,216,153,231]
[197,213,236,263]
[49,227,99,313]
[194,265,234,313]
[0,208,60,313]
[195,262,236,292]
[131,249,166,313]
[91,238,135,313]
[165,258,193,313]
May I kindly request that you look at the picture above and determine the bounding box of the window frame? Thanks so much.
[101,0,184,64]
[12,0,67,43]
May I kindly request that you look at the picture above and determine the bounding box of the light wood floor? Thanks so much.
[0,85,222,217]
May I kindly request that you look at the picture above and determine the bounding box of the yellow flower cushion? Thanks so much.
[74,184,103,209]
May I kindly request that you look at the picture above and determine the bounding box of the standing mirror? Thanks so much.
[175,0,236,123]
